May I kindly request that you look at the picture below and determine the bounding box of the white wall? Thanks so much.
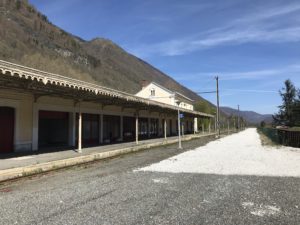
[0,88,200,152]
[178,101,194,111]
[136,83,174,105]
[0,89,33,152]
[136,83,194,111]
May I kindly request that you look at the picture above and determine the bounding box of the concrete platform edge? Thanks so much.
[0,133,216,183]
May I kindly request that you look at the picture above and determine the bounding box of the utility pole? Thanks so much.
[176,101,182,149]
[215,76,220,137]
[237,104,240,130]
[196,77,220,137]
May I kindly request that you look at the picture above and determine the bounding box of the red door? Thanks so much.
[0,107,15,153]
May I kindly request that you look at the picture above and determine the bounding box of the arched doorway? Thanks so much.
[0,107,15,153]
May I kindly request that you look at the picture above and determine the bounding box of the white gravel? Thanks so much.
[138,128,300,177]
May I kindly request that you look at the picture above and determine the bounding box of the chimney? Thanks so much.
[140,80,149,89]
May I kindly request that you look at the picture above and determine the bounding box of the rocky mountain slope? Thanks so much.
[220,107,273,125]
[0,0,205,105]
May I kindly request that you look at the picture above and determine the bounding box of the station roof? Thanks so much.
[0,60,214,118]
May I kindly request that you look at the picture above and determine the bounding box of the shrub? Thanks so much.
[15,0,21,10]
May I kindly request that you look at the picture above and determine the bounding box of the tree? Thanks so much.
[194,100,215,130]
[15,0,21,10]
[291,88,300,126]
[273,79,297,126]
[260,121,266,128]
[194,100,215,114]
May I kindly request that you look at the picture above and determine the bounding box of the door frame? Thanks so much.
[0,107,15,153]
[0,98,20,152]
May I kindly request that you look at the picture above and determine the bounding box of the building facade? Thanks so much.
[135,82,194,110]
[0,60,213,154]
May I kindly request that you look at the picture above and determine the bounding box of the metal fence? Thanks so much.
[277,129,300,148]
[258,127,300,148]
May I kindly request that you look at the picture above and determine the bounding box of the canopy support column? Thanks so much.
[78,102,82,153]
[194,117,198,133]
[177,108,182,149]
[135,112,139,144]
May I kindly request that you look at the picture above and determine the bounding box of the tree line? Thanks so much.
[273,79,300,127]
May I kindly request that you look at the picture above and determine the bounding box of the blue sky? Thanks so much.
[30,0,300,114]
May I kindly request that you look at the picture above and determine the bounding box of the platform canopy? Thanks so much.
[0,60,214,118]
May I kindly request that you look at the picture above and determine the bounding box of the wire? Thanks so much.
[196,91,216,94]
[193,77,216,95]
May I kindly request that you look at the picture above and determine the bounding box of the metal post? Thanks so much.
[202,123,204,135]
[209,119,211,134]
[164,118,167,140]
[78,102,82,153]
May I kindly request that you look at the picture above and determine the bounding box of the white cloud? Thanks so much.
[236,2,300,23]
[173,64,300,82]
[128,2,300,57]
[222,89,277,93]
[131,26,300,57]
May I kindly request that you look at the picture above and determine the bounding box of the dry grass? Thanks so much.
[257,129,279,147]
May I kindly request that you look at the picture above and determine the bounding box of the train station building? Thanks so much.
[0,60,214,154]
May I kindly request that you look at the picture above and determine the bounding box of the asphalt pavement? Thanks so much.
[0,134,299,225]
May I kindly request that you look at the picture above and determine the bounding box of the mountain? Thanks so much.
[0,0,210,110]
[220,107,273,125]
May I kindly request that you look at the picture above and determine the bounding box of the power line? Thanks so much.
[200,77,215,89]
[196,91,217,94]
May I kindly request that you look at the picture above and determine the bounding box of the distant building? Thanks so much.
[135,82,194,110]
